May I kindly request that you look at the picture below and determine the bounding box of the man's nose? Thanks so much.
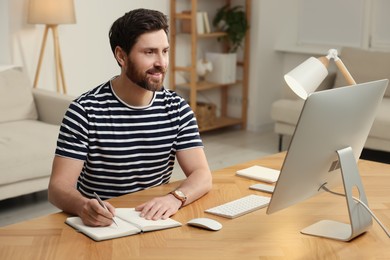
[154,53,168,68]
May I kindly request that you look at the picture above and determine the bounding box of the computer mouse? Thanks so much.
[187,217,222,231]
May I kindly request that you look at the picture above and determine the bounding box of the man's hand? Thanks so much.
[135,194,182,220]
[79,199,116,226]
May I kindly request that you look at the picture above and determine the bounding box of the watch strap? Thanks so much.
[169,190,187,208]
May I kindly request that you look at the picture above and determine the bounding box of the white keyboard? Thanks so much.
[205,194,271,219]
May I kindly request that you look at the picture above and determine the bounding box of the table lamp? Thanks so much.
[284,49,356,99]
[28,0,76,94]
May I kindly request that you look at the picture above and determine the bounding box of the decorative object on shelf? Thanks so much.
[205,52,237,84]
[28,0,76,94]
[284,49,356,99]
[195,102,216,129]
[196,58,213,81]
[213,4,249,53]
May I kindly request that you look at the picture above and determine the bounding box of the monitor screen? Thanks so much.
[267,79,388,215]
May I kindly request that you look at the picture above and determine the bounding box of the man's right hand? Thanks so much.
[79,199,116,227]
[49,156,117,227]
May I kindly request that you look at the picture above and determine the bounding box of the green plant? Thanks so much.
[213,4,249,53]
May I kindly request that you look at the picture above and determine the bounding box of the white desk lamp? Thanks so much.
[284,49,356,99]
[28,0,76,94]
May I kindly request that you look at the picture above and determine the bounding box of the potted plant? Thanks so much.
[212,4,249,53]
[205,5,249,84]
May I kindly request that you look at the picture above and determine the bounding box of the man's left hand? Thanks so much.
[135,194,181,220]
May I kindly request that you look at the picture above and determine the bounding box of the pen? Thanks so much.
[93,192,118,227]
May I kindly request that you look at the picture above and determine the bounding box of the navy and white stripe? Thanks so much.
[55,80,203,199]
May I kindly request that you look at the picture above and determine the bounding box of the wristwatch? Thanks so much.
[169,190,187,208]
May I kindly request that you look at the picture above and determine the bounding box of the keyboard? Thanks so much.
[205,194,271,219]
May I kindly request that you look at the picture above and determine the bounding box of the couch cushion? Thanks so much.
[369,98,390,140]
[271,99,304,125]
[0,68,38,123]
[0,120,59,185]
[335,47,390,97]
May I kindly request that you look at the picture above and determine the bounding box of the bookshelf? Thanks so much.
[169,0,251,132]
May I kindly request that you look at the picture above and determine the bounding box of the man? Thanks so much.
[48,8,212,227]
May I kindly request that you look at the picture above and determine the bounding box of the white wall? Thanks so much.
[0,0,11,64]
[246,0,287,132]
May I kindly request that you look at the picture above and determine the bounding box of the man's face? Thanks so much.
[125,30,169,91]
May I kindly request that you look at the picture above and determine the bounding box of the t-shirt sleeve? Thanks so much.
[175,99,204,151]
[55,101,89,161]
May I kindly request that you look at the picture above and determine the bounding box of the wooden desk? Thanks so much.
[0,153,389,259]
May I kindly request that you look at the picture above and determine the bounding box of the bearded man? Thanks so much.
[48,8,212,227]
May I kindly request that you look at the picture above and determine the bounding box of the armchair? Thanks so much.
[0,67,74,200]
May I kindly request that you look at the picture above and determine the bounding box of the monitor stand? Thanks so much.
[300,147,373,241]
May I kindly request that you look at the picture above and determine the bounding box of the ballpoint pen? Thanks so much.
[93,192,118,227]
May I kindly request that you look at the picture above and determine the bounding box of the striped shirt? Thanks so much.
[55,80,203,199]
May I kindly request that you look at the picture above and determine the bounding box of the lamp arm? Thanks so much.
[326,49,357,85]
[334,58,357,85]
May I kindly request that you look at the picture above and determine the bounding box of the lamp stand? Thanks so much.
[33,24,67,94]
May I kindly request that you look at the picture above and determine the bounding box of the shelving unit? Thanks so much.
[169,0,251,132]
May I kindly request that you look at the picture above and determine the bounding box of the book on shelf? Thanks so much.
[203,12,211,33]
[196,12,205,34]
[65,208,182,241]
[180,11,211,34]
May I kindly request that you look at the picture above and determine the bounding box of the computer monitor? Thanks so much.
[266,79,388,241]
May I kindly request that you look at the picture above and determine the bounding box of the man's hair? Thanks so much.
[109,8,169,56]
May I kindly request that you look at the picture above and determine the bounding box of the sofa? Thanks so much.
[0,67,73,201]
[271,47,390,152]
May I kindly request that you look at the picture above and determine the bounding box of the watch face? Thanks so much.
[174,190,187,200]
[175,190,184,197]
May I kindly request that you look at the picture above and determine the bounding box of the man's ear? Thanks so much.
[114,47,126,67]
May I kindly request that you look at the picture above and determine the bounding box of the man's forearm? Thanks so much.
[48,182,89,216]
[176,168,212,207]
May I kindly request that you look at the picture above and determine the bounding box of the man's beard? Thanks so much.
[125,61,166,92]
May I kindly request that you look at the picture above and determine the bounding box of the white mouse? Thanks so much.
[187,217,222,231]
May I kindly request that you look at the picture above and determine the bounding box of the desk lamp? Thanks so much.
[284,49,356,99]
[28,0,76,94]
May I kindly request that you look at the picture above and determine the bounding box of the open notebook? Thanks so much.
[66,208,182,241]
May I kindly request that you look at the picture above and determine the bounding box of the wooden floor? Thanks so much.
[0,129,280,227]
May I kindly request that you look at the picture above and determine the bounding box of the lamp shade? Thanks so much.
[28,0,76,25]
[284,57,328,100]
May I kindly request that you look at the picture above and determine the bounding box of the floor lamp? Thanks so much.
[28,0,76,94]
